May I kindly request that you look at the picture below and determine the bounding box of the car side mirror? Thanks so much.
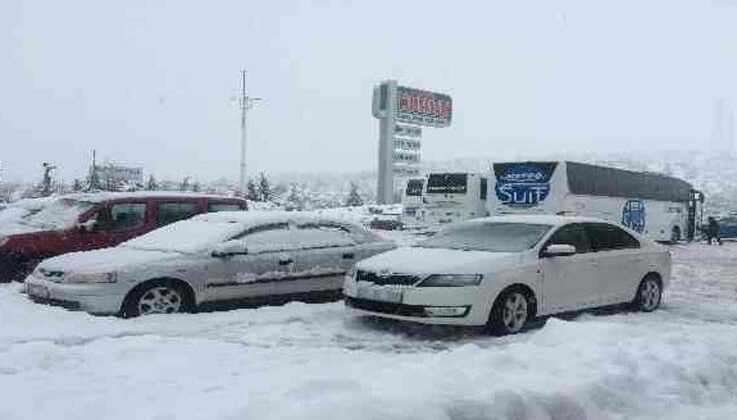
[211,241,248,258]
[542,244,577,258]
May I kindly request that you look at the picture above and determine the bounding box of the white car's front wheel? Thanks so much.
[122,280,193,318]
[487,288,531,335]
[633,275,662,312]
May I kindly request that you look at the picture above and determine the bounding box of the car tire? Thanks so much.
[121,279,193,318]
[486,287,532,335]
[632,275,662,312]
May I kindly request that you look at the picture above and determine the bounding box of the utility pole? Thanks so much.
[239,70,261,197]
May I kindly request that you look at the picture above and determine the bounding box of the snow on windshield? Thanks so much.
[0,198,93,235]
[417,222,552,252]
[122,220,246,253]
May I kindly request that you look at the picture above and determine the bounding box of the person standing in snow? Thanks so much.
[707,217,722,245]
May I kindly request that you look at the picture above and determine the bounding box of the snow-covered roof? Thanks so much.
[193,210,361,228]
[55,191,246,203]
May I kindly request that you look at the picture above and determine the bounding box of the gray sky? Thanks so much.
[2,0,737,183]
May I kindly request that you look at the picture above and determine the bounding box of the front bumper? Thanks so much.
[343,280,490,326]
[24,275,129,315]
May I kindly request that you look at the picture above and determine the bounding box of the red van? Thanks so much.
[0,192,247,282]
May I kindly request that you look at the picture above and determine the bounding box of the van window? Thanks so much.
[208,202,242,212]
[157,202,198,227]
[98,203,147,231]
[480,177,488,200]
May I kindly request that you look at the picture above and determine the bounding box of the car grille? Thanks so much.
[345,297,427,317]
[356,270,421,286]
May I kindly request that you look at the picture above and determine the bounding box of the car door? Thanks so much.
[205,223,296,301]
[583,223,644,305]
[287,223,358,294]
[539,223,603,313]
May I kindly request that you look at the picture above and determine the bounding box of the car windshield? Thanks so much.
[10,198,94,232]
[415,221,553,252]
[122,220,245,254]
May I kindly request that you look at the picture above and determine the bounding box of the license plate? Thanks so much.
[27,283,50,299]
[356,284,403,303]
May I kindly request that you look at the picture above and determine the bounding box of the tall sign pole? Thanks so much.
[376,80,398,204]
[372,79,452,204]
[239,70,261,197]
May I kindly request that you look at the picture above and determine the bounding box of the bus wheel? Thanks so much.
[670,226,681,243]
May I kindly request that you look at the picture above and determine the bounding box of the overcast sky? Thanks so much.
[2,0,737,183]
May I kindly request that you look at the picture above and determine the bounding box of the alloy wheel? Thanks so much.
[639,279,661,311]
[138,286,183,315]
[502,292,528,333]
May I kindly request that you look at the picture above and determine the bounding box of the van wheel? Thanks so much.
[670,226,681,243]
[122,280,192,318]
[486,288,530,335]
[632,275,662,312]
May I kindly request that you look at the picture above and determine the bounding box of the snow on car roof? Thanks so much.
[56,191,246,203]
[469,214,612,226]
[193,210,361,228]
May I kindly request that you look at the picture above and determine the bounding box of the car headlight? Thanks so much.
[64,272,117,284]
[419,274,483,287]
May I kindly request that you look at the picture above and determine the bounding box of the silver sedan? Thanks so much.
[25,211,395,317]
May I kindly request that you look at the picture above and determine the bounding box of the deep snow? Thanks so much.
[1,243,737,420]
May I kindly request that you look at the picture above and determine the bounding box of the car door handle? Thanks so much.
[342,252,355,259]
[279,258,294,266]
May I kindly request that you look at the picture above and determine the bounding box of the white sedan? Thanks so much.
[25,211,395,317]
[344,215,670,334]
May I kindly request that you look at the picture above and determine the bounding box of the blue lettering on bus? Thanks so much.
[622,200,646,233]
[495,164,552,207]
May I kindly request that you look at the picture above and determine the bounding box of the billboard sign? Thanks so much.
[373,79,452,204]
[396,86,452,128]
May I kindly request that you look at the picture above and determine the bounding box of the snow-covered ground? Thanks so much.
[1,243,737,420]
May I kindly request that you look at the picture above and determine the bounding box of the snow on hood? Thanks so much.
[0,197,92,236]
[356,246,520,275]
[37,247,181,275]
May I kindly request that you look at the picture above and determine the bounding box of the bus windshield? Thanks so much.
[405,179,424,196]
[426,173,468,194]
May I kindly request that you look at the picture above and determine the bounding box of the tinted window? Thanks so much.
[208,202,243,212]
[480,177,488,200]
[98,203,147,231]
[546,224,590,253]
[584,223,640,251]
[416,222,552,252]
[157,202,198,227]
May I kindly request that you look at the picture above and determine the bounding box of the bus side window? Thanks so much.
[480,177,488,200]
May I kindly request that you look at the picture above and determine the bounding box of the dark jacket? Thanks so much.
[708,219,720,236]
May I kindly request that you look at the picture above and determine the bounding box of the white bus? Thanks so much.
[490,161,703,242]
[418,172,489,225]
